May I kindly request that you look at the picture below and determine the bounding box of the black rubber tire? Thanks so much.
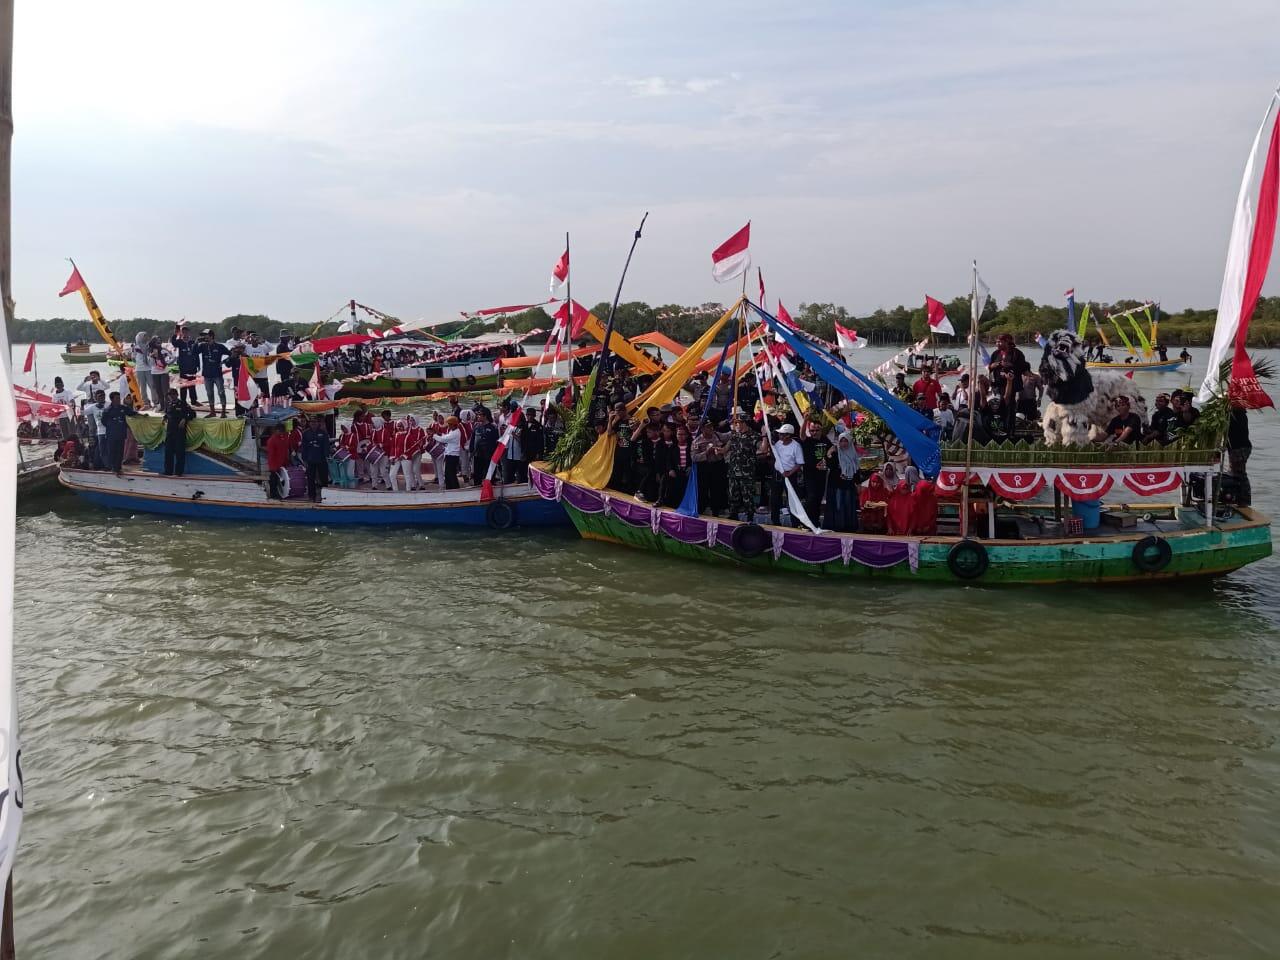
[416,379,428,392]
[1131,535,1172,573]
[486,500,515,530]
[947,539,989,580]
[448,378,462,392]
[465,374,477,388]
[389,378,402,390]
[730,523,770,559]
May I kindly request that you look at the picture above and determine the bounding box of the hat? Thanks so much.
[732,406,747,415]
[1155,392,1170,401]
[778,423,796,435]
[201,328,214,335]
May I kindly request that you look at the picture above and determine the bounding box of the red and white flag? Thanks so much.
[480,407,524,501]
[1198,90,1278,408]
[834,322,866,350]
[236,357,260,407]
[711,222,751,283]
[925,295,954,336]
[757,268,766,309]
[21,343,35,374]
[776,300,798,330]
[550,248,569,296]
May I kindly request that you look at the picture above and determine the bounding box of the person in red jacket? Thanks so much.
[349,410,374,485]
[265,425,291,500]
[402,416,427,490]
[387,420,412,491]
[909,478,938,535]
[911,368,942,412]
[370,410,396,490]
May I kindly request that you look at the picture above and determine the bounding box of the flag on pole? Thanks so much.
[480,406,524,501]
[776,301,798,330]
[58,266,85,297]
[1065,288,1076,330]
[711,222,751,283]
[309,359,324,400]
[972,264,990,327]
[1197,91,1279,407]
[925,296,954,336]
[21,344,34,375]
[551,248,569,296]
[834,322,865,350]
[757,268,766,309]
[236,357,260,407]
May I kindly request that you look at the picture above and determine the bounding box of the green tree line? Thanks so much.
[12,295,1280,348]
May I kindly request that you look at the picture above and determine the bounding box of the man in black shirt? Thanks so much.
[196,330,230,418]
[1143,393,1176,444]
[799,420,832,524]
[1167,390,1200,444]
[1104,396,1143,446]
[162,388,197,476]
[1228,406,1252,507]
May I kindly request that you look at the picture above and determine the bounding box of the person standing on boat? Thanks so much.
[196,329,229,418]
[500,402,526,484]
[402,416,428,491]
[829,428,863,532]
[607,402,634,494]
[800,420,832,525]
[147,337,171,413]
[470,408,499,487]
[988,334,1029,409]
[50,377,76,439]
[437,416,464,489]
[265,425,291,499]
[130,333,154,409]
[770,423,804,526]
[911,368,941,412]
[161,388,196,476]
[724,414,758,521]
[933,393,956,440]
[170,323,200,409]
[371,410,396,490]
[86,389,109,469]
[246,333,272,400]
[100,391,138,476]
[1227,405,1252,507]
[300,418,331,502]
[691,419,728,517]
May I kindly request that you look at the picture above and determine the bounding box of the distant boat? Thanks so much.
[1086,357,1185,374]
[59,340,108,364]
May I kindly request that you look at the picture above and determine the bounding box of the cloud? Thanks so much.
[615,75,734,97]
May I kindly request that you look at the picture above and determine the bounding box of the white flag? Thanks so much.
[972,263,990,327]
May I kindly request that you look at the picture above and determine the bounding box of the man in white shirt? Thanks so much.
[84,390,108,469]
[50,377,76,439]
[952,373,971,412]
[245,333,271,398]
[933,394,956,440]
[770,423,804,526]
[77,370,107,398]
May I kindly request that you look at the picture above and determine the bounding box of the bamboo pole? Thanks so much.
[959,261,980,539]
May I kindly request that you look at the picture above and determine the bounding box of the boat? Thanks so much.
[1084,301,1185,373]
[533,288,1271,587]
[59,340,108,363]
[531,465,1269,584]
[61,467,565,527]
[1085,357,1186,374]
[58,411,567,529]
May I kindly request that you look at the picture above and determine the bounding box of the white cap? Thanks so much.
[777,423,796,435]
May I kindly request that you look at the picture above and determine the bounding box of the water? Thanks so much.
[11,344,1280,958]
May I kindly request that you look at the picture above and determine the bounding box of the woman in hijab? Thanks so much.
[859,471,889,533]
[910,476,938,535]
[887,464,914,535]
[829,428,863,532]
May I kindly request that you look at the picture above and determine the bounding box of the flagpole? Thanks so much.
[960,260,980,540]
[595,212,648,379]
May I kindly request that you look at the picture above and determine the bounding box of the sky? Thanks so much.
[11,0,1280,326]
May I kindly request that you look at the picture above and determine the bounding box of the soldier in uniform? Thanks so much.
[724,413,760,522]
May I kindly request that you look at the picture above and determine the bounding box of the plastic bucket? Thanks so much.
[1071,498,1102,530]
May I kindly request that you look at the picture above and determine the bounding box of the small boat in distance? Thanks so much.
[59,339,109,363]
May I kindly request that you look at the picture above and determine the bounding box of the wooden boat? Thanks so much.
[336,358,502,398]
[59,340,108,363]
[61,466,567,528]
[1086,358,1186,374]
[530,465,1270,584]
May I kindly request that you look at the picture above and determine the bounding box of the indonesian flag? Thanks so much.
[757,268,766,309]
[235,357,260,407]
[21,343,34,374]
[1198,91,1279,408]
[58,265,85,297]
[776,300,798,330]
[925,295,954,336]
[551,248,569,296]
[553,299,592,340]
[480,407,524,501]
[711,222,751,283]
[834,322,865,350]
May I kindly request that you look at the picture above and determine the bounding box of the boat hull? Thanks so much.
[530,467,1271,585]
[60,468,568,528]
[1086,359,1185,373]
[60,351,109,364]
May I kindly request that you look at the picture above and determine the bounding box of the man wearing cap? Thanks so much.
[1143,392,1175,445]
[770,423,805,526]
[170,322,201,409]
[196,329,230,417]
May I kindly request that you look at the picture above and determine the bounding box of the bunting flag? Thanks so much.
[711,222,751,283]
[308,359,324,400]
[480,406,524,501]
[1200,91,1280,408]
[757,268,766,310]
[776,301,798,330]
[834,322,865,350]
[20,344,34,375]
[550,248,569,296]
[925,295,954,336]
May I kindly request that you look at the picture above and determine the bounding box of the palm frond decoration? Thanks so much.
[546,366,600,472]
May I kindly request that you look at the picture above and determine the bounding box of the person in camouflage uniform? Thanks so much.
[724,414,760,521]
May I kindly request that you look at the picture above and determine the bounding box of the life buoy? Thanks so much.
[465,374,477,388]
[416,379,428,392]
[389,378,403,390]
[448,378,462,391]
[947,539,989,580]
[1131,535,1172,573]
[730,523,769,559]
[486,500,515,530]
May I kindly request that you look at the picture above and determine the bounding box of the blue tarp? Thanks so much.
[749,303,942,478]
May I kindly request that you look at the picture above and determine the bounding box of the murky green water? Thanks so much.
[10,346,1280,958]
